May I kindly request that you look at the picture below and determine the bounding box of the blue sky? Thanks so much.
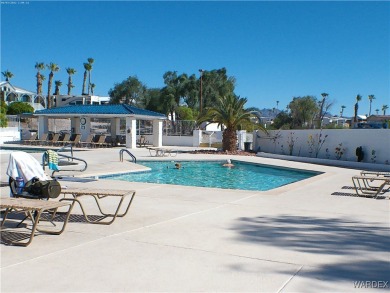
[1,1,389,117]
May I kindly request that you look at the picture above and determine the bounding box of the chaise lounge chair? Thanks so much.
[352,173,390,199]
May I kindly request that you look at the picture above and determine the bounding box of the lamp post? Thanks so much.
[199,69,204,113]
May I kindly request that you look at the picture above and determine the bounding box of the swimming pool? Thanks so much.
[102,160,321,191]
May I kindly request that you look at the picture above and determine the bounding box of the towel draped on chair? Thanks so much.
[44,150,59,171]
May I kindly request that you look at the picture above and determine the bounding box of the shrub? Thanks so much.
[6,102,34,115]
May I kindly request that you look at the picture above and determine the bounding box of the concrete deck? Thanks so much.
[1,147,389,292]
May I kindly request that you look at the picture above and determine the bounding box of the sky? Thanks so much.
[1,1,389,117]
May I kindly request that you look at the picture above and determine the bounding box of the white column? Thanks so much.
[125,117,137,148]
[110,118,120,145]
[38,116,48,138]
[192,129,202,147]
[237,130,246,150]
[79,117,91,140]
[153,120,163,147]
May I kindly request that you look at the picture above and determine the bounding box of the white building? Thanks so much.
[0,81,45,111]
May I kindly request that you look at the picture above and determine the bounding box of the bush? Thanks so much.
[6,102,34,115]
[0,100,7,127]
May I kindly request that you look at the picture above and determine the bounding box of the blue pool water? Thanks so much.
[102,161,321,191]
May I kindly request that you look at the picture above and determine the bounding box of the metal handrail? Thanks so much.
[119,149,137,163]
[42,144,88,176]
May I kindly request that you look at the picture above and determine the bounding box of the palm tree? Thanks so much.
[1,70,14,81]
[340,105,346,117]
[317,92,328,128]
[276,100,279,109]
[354,94,362,123]
[199,95,262,152]
[46,62,60,109]
[87,58,94,94]
[54,80,62,95]
[368,94,375,116]
[66,67,76,95]
[90,83,96,95]
[375,109,379,115]
[382,105,389,115]
[82,62,92,95]
[35,62,45,94]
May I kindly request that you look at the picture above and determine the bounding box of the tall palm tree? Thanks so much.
[317,92,328,128]
[35,62,45,94]
[382,105,389,115]
[276,100,279,109]
[1,70,14,81]
[340,105,346,117]
[82,62,91,95]
[90,83,96,95]
[199,95,262,152]
[354,94,362,123]
[375,109,379,115]
[87,58,94,95]
[66,67,76,95]
[54,80,62,95]
[46,62,60,109]
[368,94,375,116]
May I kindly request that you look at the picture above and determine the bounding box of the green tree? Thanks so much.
[144,88,163,112]
[82,62,91,95]
[6,102,34,115]
[35,62,45,95]
[176,106,195,120]
[199,95,257,152]
[90,83,95,95]
[66,67,76,95]
[368,94,375,116]
[0,100,7,127]
[87,57,94,94]
[354,94,362,123]
[1,70,14,81]
[317,92,328,128]
[272,111,293,129]
[201,68,235,110]
[54,80,62,95]
[108,76,146,106]
[340,105,346,117]
[46,62,60,109]
[288,96,319,128]
[160,71,189,118]
[382,105,389,115]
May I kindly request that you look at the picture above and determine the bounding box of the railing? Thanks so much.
[42,144,88,176]
[119,149,137,163]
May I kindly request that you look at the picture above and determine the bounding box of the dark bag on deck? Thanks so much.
[24,177,61,199]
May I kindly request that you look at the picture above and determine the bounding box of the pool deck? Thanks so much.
[1,147,389,292]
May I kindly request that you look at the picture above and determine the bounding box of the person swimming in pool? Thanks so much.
[174,163,182,169]
[223,159,234,168]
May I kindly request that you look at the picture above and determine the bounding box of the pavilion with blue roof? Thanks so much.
[34,104,167,148]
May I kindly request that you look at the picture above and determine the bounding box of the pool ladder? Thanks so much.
[119,149,137,163]
[42,144,88,176]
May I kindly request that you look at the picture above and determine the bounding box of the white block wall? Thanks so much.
[253,129,390,164]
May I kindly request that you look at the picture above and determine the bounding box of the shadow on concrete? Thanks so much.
[231,215,390,282]
[231,215,389,255]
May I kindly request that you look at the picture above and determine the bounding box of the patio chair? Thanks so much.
[92,135,109,148]
[47,133,61,146]
[78,134,95,148]
[35,133,49,146]
[352,174,390,199]
[23,133,38,145]
[137,135,149,148]
[6,151,61,199]
[69,134,82,147]
[57,133,71,146]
